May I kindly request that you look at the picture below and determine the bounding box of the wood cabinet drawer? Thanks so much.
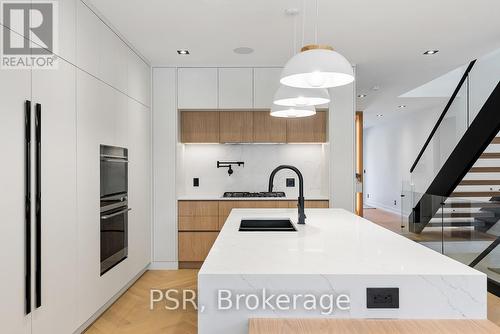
[286,200,329,208]
[218,200,280,229]
[179,216,219,231]
[178,232,218,262]
[178,201,219,216]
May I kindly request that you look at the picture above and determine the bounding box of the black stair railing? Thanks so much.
[408,63,500,233]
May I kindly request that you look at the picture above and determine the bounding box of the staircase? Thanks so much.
[403,49,500,296]
[438,136,500,232]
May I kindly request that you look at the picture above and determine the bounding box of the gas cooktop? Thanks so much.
[223,191,286,198]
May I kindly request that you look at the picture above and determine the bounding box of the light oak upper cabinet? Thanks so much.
[218,68,253,109]
[178,68,218,109]
[287,111,327,143]
[253,68,282,109]
[181,111,220,143]
[253,111,287,143]
[219,111,253,143]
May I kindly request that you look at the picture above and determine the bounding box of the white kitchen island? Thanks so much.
[198,208,487,334]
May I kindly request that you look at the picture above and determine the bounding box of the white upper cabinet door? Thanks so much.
[31,58,79,334]
[218,68,253,109]
[0,49,31,334]
[253,67,282,109]
[99,25,128,94]
[76,0,101,77]
[54,0,76,63]
[177,68,218,109]
[127,48,151,107]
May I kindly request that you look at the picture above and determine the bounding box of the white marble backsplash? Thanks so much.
[177,144,329,198]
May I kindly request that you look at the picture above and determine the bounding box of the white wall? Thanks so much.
[177,144,329,198]
[363,108,440,214]
[328,81,356,211]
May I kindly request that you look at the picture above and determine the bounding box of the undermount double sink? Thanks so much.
[239,219,297,232]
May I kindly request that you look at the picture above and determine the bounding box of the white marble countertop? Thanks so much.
[199,208,485,276]
[177,195,330,201]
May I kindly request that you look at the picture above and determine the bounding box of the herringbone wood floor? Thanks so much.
[85,209,500,333]
[84,270,198,334]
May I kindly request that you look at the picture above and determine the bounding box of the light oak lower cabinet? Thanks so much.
[305,200,330,208]
[178,201,219,231]
[218,200,281,229]
[286,110,327,143]
[178,200,329,268]
[178,232,218,262]
[253,111,287,143]
[219,111,253,143]
[181,110,219,143]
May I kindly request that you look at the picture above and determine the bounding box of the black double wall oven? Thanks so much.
[100,145,130,275]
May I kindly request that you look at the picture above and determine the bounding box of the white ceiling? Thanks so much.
[88,0,500,127]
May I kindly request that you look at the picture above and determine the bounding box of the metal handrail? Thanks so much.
[409,60,476,173]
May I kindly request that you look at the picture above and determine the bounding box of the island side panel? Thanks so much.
[198,274,486,334]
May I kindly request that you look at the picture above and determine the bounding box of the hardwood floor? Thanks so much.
[84,208,500,333]
[84,270,198,334]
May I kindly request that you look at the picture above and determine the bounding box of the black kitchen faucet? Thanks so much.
[268,165,306,224]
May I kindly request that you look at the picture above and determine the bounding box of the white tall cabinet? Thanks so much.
[0,1,151,333]
[31,58,79,334]
[0,59,32,334]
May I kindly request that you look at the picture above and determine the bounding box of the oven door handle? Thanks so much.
[101,158,129,163]
[101,208,131,220]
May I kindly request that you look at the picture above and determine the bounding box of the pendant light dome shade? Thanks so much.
[270,104,316,118]
[280,48,354,89]
[273,85,330,107]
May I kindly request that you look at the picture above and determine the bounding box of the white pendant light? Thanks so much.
[273,85,330,107]
[270,104,316,118]
[280,0,354,89]
[281,45,354,89]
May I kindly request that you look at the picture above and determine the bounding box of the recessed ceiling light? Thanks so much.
[233,47,254,55]
[398,105,407,108]
[371,85,380,91]
[376,114,383,117]
[177,49,190,55]
[357,94,367,98]
[423,50,439,55]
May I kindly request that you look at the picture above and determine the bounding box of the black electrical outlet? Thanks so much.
[193,178,199,187]
[367,193,370,199]
[394,200,397,205]
[367,288,399,309]
[286,178,295,187]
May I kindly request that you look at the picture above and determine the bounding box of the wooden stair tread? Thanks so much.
[249,318,500,334]
[492,137,500,144]
[445,202,500,208]
[470,167,500,173]
[451,191,500,197]
[460,180,500,185]
[436,212,495,218]
[480,153,500,159]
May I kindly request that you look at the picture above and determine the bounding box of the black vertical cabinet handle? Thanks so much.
[25,100,31,315]
[35,103,42,309]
